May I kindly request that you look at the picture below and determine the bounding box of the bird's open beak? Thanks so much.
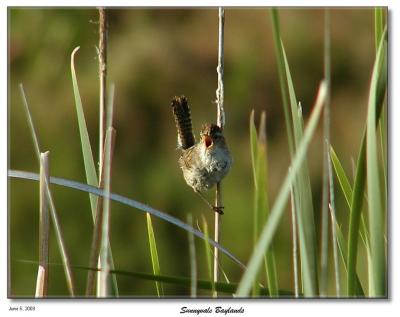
[204,135,213,148]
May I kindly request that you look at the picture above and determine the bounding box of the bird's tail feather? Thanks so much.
[171,96,195,150]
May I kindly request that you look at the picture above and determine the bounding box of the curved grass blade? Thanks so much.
[71,47,99,213]
[366,28,387,297]
[236,81,327,296]
[71,47,119,295]
[375,8,387,215]
[8,170,245,270]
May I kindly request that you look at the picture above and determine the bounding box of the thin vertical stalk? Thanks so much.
[99,127,115,297]
[213,7,225,297]
[290,184,299,297]
[320,9,331,297]
[35,151,50,297]
[329,202,341,296]
[213,183,222,297]
[98,7,107,172]
[86,129,116,296]
[97,9,106,294]
[216,7,225,129]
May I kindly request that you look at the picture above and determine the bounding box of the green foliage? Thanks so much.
[250,111,278,297]
[236,82,327,296]
[346,27,387,297]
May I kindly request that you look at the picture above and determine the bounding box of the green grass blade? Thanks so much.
[258,112,279,297]
[108,271,293,296]
[347,137,367,297]
[281,40,319,296]
[9,169,246,270]
[146,213,164,297]
[270,9,294,157]
[187,214,197,298]
[330,147,353,207]
[250,110,258,184]
[375,15,388,204]
[366,29,387,297]
[19,259,295,297]
[236,81,326,296]
[375,7,387,228]
[374,8,384,53]
[330,146,370,255]
[334,222,364,296]
[289,186,299,297]
[70,47,99,215]
[250,109,261,296]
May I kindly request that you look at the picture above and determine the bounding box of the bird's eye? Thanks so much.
[204,135,213,148]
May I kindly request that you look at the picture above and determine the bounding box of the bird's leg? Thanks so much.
[195,191,224,215]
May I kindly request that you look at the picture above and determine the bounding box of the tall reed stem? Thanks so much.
[35,151,50,297]
[98,7,107,171]
[213,7,225,297]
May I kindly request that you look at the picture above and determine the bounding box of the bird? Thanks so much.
[171,95,232,214]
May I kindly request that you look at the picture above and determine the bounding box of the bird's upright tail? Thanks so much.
[171,96,195,150]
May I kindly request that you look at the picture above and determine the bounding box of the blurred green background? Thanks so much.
[9,8,377,297]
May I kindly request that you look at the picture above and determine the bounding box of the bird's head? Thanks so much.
[200,123,225,152]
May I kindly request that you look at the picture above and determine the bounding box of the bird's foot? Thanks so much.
[212,205,224,215]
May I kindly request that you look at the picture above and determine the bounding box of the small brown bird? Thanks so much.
[171,96,232,214]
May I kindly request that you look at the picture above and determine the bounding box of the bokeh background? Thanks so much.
[9,8,378,296]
